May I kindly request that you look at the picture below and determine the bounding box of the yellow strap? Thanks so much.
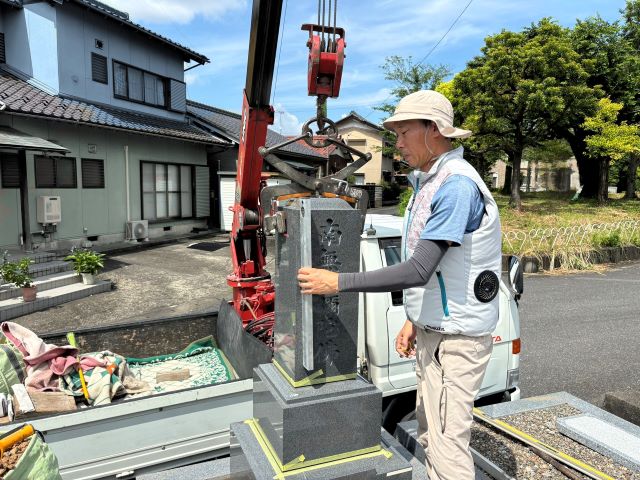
[272,359,356,387]
[473,408,616,480]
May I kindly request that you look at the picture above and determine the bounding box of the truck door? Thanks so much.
[378,237,417,390]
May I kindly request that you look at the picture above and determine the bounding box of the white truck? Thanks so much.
[27,214,522,480]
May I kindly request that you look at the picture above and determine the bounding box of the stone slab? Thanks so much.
[604,390,640,427]
[230,421,412,480]
[252,363,382,467]
[395,419,512,480]
[557,414,640,472]
[273,198,361,383]
[479,391,640,438]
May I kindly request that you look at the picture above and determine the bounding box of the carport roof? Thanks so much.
[0,126,69,153]
[0,71,229,145]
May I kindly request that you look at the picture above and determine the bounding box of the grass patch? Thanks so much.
[496,191,640,232]
[497,192,640,269]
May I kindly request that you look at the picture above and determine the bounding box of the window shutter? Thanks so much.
[91,53,108,84]
[81,159,105,188]
[195,166,209,217]
[56,157,77,188]
[169,79,186,112]
[35,156,56,188]
[0,33,5,64]
[0,153,19,188]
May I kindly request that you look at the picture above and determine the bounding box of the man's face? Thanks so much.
[392,119,435,170]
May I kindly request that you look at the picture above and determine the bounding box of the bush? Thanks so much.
[65,248,105,275]
[397,188,414,215]
[1,258,33,288]
[591,230,622,248]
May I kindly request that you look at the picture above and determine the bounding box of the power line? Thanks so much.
[271,0,289,106]
[363,0,474,120]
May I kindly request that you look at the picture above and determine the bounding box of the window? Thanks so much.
[35,156,77,188]
[81,159,105,188]
[141,162,193,220]
[91,53,108,84]
[0,152,19,188]
[379,237,403,306]
[112,60,168,108]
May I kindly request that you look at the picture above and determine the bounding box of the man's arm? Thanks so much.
[338,239,448,292]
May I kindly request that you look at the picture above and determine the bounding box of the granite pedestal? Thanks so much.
[252,363,382,468]
[230,421,413,480]
[273,198,361,384]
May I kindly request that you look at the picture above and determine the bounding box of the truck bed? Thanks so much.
[28,311,254,480]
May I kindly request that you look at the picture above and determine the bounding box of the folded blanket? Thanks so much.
[1,322,77,391]
[60,351,151,406]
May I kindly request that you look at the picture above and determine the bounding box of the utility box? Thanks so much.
[37,196,62,224]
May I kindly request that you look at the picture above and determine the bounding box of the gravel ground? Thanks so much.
[471,404,640,479]
[15,234,241,335]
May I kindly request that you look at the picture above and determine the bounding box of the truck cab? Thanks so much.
[356,214,522,429]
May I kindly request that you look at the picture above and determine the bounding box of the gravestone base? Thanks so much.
[230,420,413,480]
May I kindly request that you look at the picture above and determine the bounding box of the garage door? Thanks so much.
[219,176,236,231]
[219,176,292,232]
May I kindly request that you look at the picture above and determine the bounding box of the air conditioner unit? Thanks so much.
[37,196,61,224]
[126,220,148,241]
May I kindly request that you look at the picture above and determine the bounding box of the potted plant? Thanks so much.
[65,248,105,285]
[0,250,9,288]
[2,258,36,302]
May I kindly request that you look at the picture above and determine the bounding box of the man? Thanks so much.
[297,90,502,479]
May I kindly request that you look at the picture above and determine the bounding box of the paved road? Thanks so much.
[518,261,640,406]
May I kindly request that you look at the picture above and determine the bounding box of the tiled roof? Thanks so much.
[0,72,228,144]
[336,110,383,131]
[286,135,336,158]
[186,100,325,160]
[71,0,209,64]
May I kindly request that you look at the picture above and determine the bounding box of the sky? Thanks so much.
[102,0,626,135]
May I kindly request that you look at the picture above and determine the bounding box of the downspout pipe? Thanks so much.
[125,145,130,222]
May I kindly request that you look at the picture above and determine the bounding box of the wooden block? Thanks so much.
[156,369,191,383]
[18,391,76,414]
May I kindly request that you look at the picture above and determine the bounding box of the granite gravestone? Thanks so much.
[231,198,412,479]
[272,198,361,384]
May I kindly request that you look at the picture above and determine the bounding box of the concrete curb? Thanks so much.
[604,390,640,427]
[512,245,640,273]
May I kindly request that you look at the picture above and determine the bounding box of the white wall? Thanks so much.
[3,3,59,92]
[0,114,209,250]
[56,2,185,119]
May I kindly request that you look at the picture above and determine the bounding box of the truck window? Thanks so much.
[378,238,403,306]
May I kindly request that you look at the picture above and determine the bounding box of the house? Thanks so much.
[0,0,232,252]
[490,157,580,192]
[0,0,325,248]
[335,111,394,185]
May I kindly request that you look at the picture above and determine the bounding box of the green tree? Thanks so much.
[565,14,640,198]
[455,19,599,209]
[376,56,450,159]
[583,98,640,203]
[621,1,640,198]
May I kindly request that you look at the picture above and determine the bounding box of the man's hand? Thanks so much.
[395,320,417,358]
[298,268,339,295]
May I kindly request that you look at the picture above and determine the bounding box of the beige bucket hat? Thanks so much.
[383,90,472,139]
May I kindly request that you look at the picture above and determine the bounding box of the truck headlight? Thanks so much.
[507,368,520,390]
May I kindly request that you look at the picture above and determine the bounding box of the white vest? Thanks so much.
[402,147,502,336]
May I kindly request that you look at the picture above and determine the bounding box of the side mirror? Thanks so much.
[508,255,524,300]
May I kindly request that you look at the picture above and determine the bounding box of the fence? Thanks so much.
[502,220,640,256]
